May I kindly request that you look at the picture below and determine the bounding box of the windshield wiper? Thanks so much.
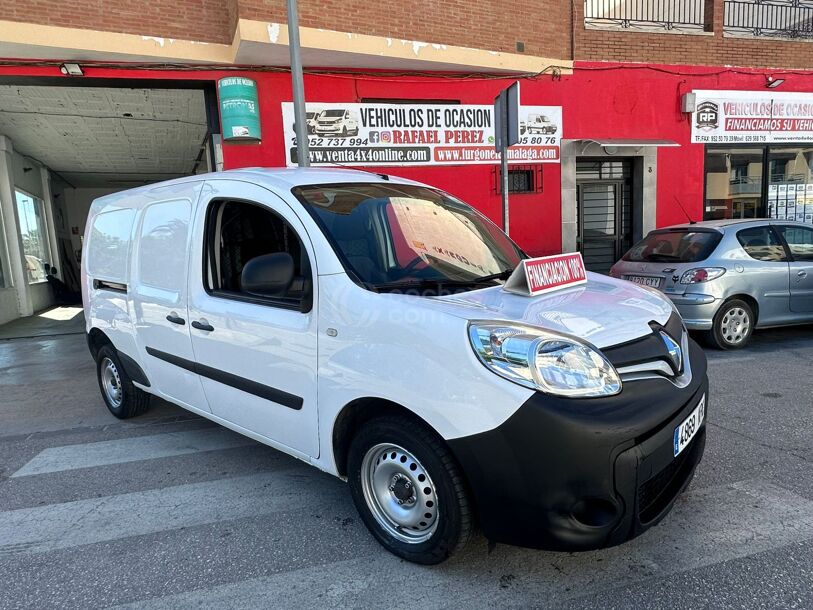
[644,254,682,262]
[368,268,515,293]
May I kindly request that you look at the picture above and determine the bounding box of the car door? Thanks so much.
[776,224,813,313]
[186,180,319,457]
[130,184,210,412]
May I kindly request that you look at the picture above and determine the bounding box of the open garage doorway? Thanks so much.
[0,79,218,327]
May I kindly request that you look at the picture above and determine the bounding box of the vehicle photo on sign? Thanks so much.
[281,101,562,166]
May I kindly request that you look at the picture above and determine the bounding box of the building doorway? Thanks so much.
[576,159,634,273]
[0,78,219,324]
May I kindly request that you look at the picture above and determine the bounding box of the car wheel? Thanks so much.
[96,345,151,418]
[707,299,754,350]
[347,416,473,564]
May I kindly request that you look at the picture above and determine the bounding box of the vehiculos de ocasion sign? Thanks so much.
[281,102,562,166]
[692,90,813,144]
[503,253,587,297]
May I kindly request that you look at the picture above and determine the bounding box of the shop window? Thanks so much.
[704,146,813,224]
[495,165,543,194]
[15,190,51,284]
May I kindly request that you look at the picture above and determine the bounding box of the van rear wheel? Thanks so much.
[347,416,473,564]
[96,345,151,418]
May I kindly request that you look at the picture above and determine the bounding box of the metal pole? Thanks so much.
[501,99,510,235]
[287,0,310,167]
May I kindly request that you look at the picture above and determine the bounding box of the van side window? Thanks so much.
[736,226,787,262]
[138,200,190,291]
[87,208,136,282]
[204,200,312,310]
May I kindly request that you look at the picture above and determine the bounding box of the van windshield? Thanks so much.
[320,110,345,118]
[292,182,524,292]
[623,230,722,263]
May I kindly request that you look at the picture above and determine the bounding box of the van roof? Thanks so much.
[94,167,422,205]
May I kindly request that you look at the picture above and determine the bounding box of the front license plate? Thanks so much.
[674,395,705,457]
[626,275,662,288]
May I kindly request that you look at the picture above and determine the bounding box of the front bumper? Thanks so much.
[448,338,708,551]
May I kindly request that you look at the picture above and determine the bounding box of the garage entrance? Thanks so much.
[0,79,218,325]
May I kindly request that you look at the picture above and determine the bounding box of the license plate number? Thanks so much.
[627,275,662,288]
[674,395,705,457]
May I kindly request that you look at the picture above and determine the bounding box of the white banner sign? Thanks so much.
[281,102,562,166]
[692,90,813,144]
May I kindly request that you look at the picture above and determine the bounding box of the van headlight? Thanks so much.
[468,322,621,397]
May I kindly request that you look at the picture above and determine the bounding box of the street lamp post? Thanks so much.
[287,0,310,167]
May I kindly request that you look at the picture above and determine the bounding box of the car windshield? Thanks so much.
[623,230,722,263]
[321,110,344,118]
[293,182,524,292]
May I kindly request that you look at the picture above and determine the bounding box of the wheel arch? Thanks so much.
[87,327,113,361]
[331,397,442,478]
[721,293,759,325]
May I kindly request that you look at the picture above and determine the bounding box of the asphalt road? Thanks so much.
[1,326,812,609]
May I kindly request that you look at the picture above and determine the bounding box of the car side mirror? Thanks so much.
[241,253,295,298]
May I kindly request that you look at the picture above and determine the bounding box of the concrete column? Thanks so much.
[40,167,63,281]
[0,136,33,316]
[560,140,579,254]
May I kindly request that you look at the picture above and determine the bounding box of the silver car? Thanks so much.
[610,219,813,349]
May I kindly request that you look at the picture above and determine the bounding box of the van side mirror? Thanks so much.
[241,253,295,298]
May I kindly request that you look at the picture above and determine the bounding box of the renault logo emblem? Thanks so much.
[659,331,683,374]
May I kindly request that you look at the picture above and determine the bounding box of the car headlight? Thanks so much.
[468,322,622,397]
[680,267,726,284]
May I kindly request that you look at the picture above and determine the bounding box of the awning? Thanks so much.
[577,138,680,148]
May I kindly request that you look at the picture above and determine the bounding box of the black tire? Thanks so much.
[96,345,151,418]
[347,416,473,564]
[706,299,754,350]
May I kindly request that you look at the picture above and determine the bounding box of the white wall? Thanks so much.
[0,288,17,326]
[12,152,44,199]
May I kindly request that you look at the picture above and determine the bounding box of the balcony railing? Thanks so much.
[725,0,813,39]
[584,0,707,32]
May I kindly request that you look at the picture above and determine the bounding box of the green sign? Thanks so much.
[218,77,261,142]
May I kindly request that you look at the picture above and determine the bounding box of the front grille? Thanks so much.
[637,434,699,523]
[603,311,684,370]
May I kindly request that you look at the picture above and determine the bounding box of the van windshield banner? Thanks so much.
[692,90,813,144]
[281,102,562,166]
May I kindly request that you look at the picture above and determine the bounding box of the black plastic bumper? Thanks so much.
[448,338,708,551]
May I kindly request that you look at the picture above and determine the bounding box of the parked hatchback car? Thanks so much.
[83,168,707,564]
[610,219,813,349]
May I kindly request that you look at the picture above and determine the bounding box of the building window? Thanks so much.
[704,145,813,224]
[15,190,51,284]
[495,165,543,194]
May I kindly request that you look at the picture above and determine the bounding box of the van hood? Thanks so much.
[429,272,674,349]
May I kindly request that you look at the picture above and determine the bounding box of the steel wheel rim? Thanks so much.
[360,443,439,544]
[721,307,750,345]
[101,357,123,408]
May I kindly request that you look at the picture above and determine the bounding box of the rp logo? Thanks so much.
[696,101,719,130]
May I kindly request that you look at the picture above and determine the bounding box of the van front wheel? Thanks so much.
[347,416,473,564]
[96,345,151,418]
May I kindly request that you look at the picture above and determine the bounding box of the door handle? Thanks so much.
[191,320,215,332]
[797,270,808,278]
[165,314,186,325]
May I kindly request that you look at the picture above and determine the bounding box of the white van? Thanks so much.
[83,168,708,564]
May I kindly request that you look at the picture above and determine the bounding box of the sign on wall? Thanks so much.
[692,90,813,144]
[218,77,261,142]
[281,102,562,166]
